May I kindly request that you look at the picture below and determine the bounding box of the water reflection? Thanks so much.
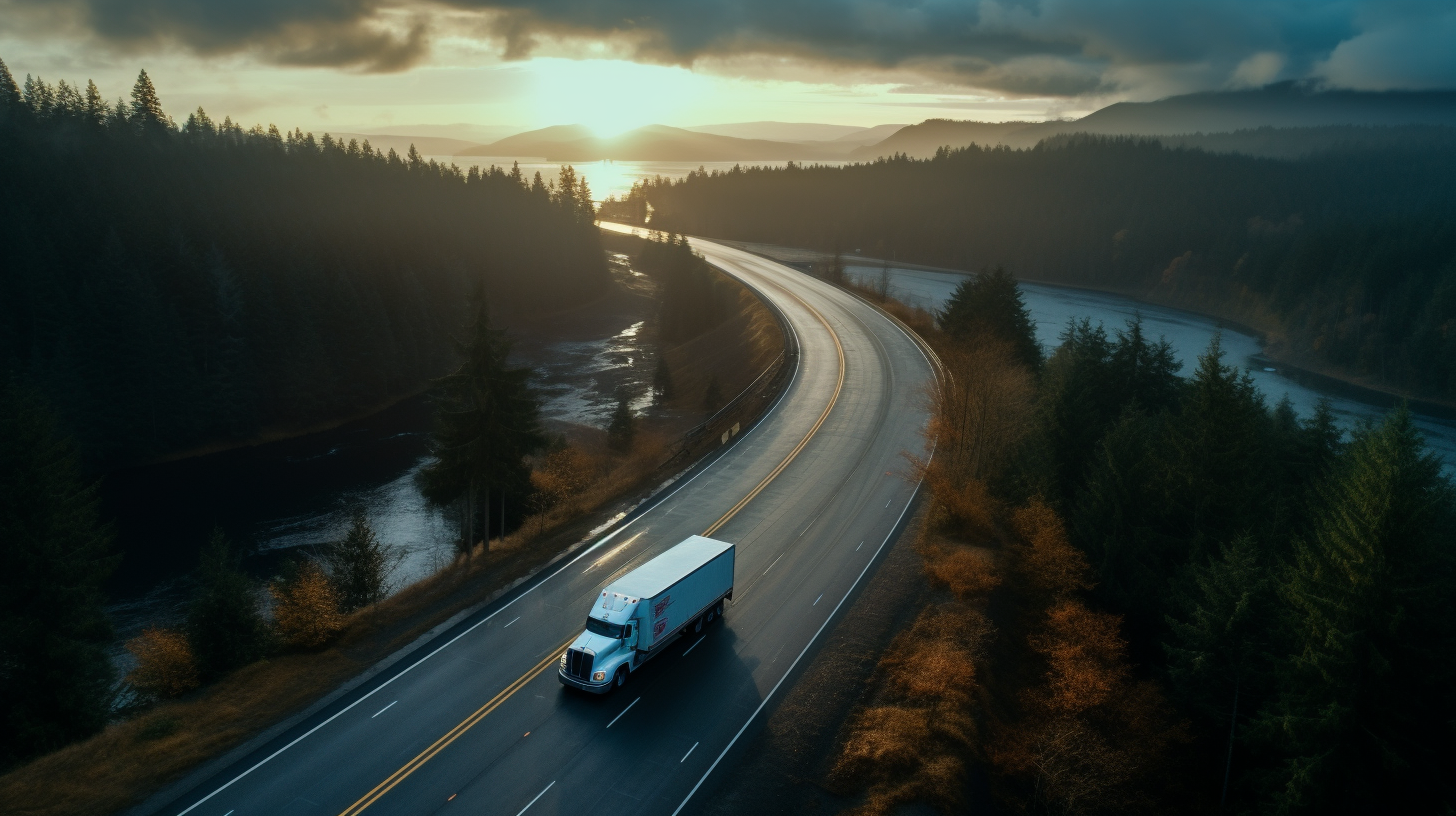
[847,264,1456,476]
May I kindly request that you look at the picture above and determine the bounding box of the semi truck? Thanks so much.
[559,535,734,693]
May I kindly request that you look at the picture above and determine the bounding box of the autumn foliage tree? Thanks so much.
[271,561,343,649]
[124,627,199,700]
[921,339,1034,537]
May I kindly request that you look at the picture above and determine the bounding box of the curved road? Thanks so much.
[161,225,935,816]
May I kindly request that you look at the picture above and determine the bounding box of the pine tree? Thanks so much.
[1159,334,1271,556]
[83,80,107,124]
[937,266,1041,369]
[185,528,269,681]
[1165,537,1279,809]
[0,387,118,767]
[607,392,636,453]
[129,69,168,131]
[703,375,724,411]
[653,354,675,402]
[323,510,400,612]
[1258,407,1456,814]
[0,57,21,113]
[418,300,545,551]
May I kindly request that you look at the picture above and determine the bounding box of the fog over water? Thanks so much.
[427,156,850,201]
[847,263,1456,477]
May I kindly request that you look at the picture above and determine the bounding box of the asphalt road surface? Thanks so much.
[161,224,936,816]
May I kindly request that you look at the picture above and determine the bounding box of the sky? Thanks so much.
[2,0,1454,139]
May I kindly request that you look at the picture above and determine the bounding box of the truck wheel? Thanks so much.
[613,667,628,690]
[693,615,704,634]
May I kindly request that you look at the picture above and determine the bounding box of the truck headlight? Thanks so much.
[559,652,567,668]
[593,670,606,681]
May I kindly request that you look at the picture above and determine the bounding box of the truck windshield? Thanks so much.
[585,617,625,639]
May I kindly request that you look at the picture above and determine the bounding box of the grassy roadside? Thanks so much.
[0,253,788,816]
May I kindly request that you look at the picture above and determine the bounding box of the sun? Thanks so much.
[526,58,701,136]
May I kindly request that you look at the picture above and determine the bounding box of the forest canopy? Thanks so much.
[0,62,607,470]
[617,133,1456,401]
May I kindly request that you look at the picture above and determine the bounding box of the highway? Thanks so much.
[158,224,936,816]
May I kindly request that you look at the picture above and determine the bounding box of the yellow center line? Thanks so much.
[336,638,573,816]
[337,246,845,816]
[702,274,845,537]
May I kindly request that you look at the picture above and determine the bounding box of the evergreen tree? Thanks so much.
[938,266,1041,369]
[418,300,545,551]
[128,69,167,131]
[1108,315,1182,414]
[653,354,675,402]
[1165,537,1280,808]
[324,509,400,613]
[0,386,117,768]
[82,80,106,124]
[1257,407,1456,814]
[185,528,269,681]
[607,392,636,453]
[0,57,21,114]
[703,375,724,411]
[1158,334,1271,557]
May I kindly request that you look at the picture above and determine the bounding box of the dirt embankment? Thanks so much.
[0,246,786,816]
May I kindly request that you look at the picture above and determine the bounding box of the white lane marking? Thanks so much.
[763,553,783,575]
[223,811,233,816]
[504,616,520,628]
[885,499,891,507]
[855,541,863,551]
[606,697,640,729]
[371,701,397,719]
[813,594,822,606]
[581,533,643,575]
[681,742,699,763]
[516,781,554,816]
[683,637,706,656]
[797,512,822,538]
[671,484,925,816]
[168,340,807,816]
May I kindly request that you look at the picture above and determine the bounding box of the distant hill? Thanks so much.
[457,124,845,161]
[851,120,1038,158]
[854,83,1456,158]
[833,123,907,145]
[685,121,870,142]
[354,123,521,144]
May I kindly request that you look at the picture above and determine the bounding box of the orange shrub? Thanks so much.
[922,541,1002,600]
[271,561,343,649]
[124,628,199,699]
[1030,600,1129,715]
[1010,499,1094,601]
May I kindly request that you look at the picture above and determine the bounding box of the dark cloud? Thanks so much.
[5,0,1455,92]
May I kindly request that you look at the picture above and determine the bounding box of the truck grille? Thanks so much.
[565,648,593,681]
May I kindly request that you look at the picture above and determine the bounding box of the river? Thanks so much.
[100,246,1456,671]
[101,255,660,668]
[844,263,1456,477]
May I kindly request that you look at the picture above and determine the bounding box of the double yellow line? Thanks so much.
[336,638,573,816]
[337,263,845,816]
[703,283,845,537]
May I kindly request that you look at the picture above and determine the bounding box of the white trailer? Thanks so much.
[559,535,734,693]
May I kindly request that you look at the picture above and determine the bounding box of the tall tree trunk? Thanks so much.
[1220,674,1240,812]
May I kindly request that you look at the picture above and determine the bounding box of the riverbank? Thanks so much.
[715,238,1456,414]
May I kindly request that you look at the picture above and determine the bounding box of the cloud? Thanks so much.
[3,0,1455,94]
[1316,5,1456,90]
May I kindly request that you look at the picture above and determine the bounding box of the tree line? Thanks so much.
[619,135,1456,401]
[0,60,607,471]
[833,271,1454,814]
